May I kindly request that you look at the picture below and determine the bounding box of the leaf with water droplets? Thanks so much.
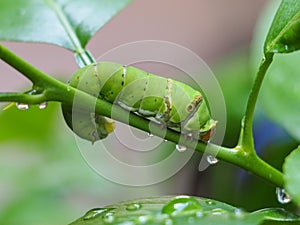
[68,196,300,225]
[264,0,300,54]
[83,208,113,220]
[126,203,142,211]
[161,196,202,216]
[283,146,300,207]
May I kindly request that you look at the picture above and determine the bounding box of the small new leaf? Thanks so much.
[264,0,300,54]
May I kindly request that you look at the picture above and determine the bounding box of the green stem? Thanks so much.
[0,45,63,89]
[240,53,274,151]
[0,45,283,188]
[0,92,46,104]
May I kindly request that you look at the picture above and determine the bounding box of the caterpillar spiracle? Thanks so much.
[61,62,217,143]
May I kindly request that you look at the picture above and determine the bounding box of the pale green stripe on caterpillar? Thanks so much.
[61,62,217,143]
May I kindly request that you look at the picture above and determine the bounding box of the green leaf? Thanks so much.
[214,51,253,145]
[260,52,300,141]
[264,0,300,54]
[0,102,57,145]
[283,146,300,206]
[0,0,131,51]
[252,1,300,141]
[68,196,299,225]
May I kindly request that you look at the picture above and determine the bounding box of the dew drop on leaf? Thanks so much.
[176,144,187,152]
[83,208,112,220]
[234,208,245,218]
[161,195,202,216]
[103,212,115,223]
[211,208,226,216]
[206,155,219,165]
[205,200,216,205]
[38,102,48,109]
[276,187,291,204]
[16,102,29,110]
[126,203,142,211]
[137,215,149,224]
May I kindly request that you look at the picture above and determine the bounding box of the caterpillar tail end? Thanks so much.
[104,118,116,133]
[199,119,218,142]
[91,116,116,143]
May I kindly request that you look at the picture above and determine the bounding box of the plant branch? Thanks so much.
[75,89,285,188]
[0,45,283,188]
[0,45,62,89]
[240,53,274,151]
[0,92,46,104]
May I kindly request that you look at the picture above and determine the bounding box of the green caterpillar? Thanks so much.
[62,62,217,143]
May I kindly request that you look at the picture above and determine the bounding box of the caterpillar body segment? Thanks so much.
[62,62,217,142]
[62,105,115,143]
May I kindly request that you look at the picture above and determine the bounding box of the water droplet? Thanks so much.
[234,208,245,218]
[16,103,29,110]
[126,203,142,211]
[176,144,187,152]
[137,215,149,224]
[206,155,219,165]
[28,89,37,95]
[205,200,216,205]
[38,102,48,109]
[284,45,289,51]
[147,132,154,137]
[161,195,202,216]
[164,139,168,142]
[103,212,115,223]
[276,187,291,204]
[211,208,226,216]
[83,208,112,220]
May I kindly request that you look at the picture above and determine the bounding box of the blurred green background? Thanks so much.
[1,0,299,224]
